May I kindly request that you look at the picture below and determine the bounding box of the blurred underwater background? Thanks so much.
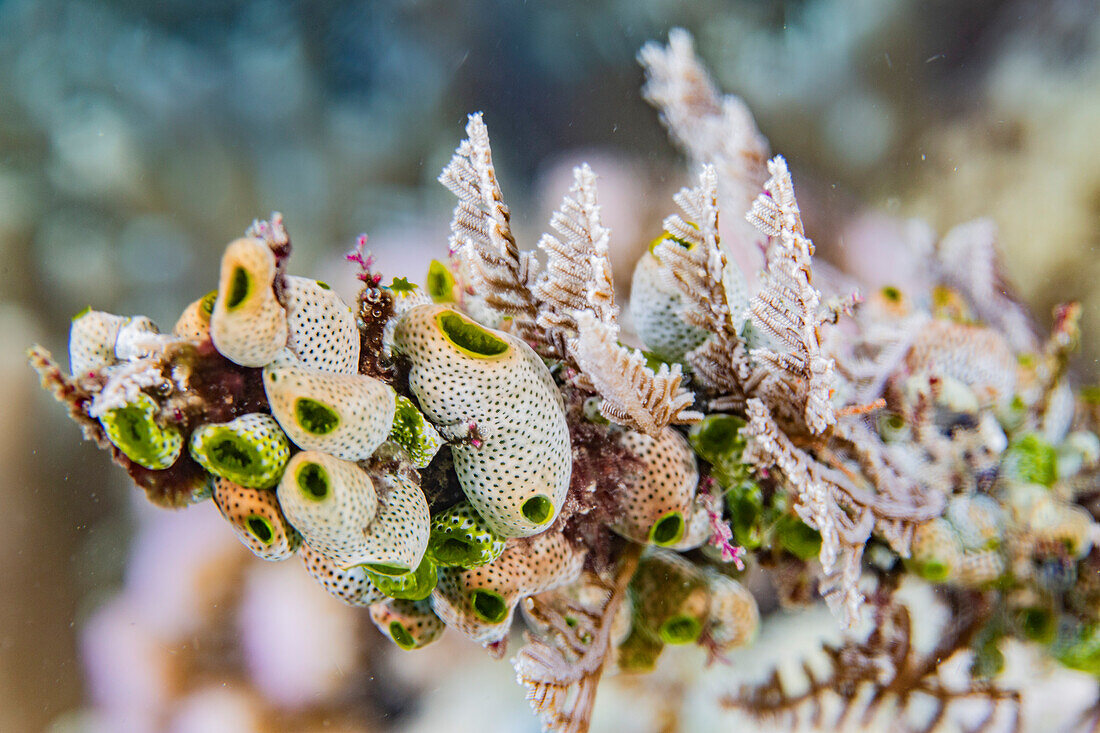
[2,0,1099,730]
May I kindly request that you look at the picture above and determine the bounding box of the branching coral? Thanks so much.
[29,27,1100,733]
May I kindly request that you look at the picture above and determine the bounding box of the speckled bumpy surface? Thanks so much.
[394,304,571,538]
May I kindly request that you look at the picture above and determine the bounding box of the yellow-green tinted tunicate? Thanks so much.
[1055,624,1100,676]
[69,308,127,376]
[611,428,699,547]
[688,414,749,488]
[426,259,456,303]
[629,249,708,363]
[211,477,300,561]
[189,413,290,489]
[99,392,183,470]
[349,472,431,574]
[263,353,396,461]
[703,570,759,653]
[277,452,379,569]
[364,554,437,601]
[299,544,385,607]
[630,549,709,646]
[209,237,287,367]
[774,514,823,560]
[1003,433,1058,487]
[617,626,666,672]
[388,395,444,469]
[393,304,571,538]
[431,531,585,646]
[281,275,360,374]
[427,500,506,568]
[369,599,445,651]
[944,494,1005,552]
[908,518,964,583]
[173,290,217,341]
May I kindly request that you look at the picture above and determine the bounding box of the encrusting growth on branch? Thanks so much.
[572,312,701,436]
[747,156,837,435]
[533,163,618,359]
[439,113,541,342]
[653,165,752,399]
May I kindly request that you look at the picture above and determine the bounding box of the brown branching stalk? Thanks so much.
[722,595,1020,732]
[515,544,642,733]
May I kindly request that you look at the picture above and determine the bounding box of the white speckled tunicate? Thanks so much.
[611,428,699,547]
[430,530,585,645]
[393,304,571,538]
[209,237,288,367]
[282,275,361,374]
[299,544,385,607]
[345,472,431,574]
[211,477,300,561]
[629,251,709,363]
[69,309,127,376]
[704,570,759,652]
[277,452,379,568]
[369,599,444,650]
[263,352,396,461]
[173,291,217,341]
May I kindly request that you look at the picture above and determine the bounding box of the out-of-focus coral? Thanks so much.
[71,501,397,733]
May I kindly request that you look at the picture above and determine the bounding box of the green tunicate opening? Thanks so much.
[426,260,455,302]
[659,615,701,645]
[208,433,258,474]
[521,495,553,525]
[389,621,416,650]
[1020,607,1055,642]
[776,515,823,560]
[471,589,508,623]
[367,556,437,601]
[72,305,93,321]
[199,290,218,316]
[316,280,331,290]
[920,559,950,583]
[1006,434,1058,486]
[690,415,747,463]
[436,312,509,357]
[226,266,251,310]
[246,515,274,545]
[650,512,685,546]
[111,406,153,447]
[881,285,902,303]
[648,226,697,255]
[297,462,330,501]
[103,400,181,470]
[367,563,410,576]
[434,537,474,565]
[295,398,340,435]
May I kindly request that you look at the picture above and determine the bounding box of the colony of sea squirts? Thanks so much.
[28,29,1100,733]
